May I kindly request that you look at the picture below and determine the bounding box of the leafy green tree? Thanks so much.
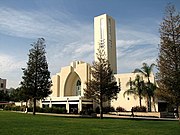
[10,87,29,106]
[134,63,155,112]
[20,38,52,115]
[157,4,180,117]
[9,88,20,102]
[0,90,10,102]
[124,75,144,107]
[84,49,120,119]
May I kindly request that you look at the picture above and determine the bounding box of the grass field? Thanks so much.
[0,111,179,135]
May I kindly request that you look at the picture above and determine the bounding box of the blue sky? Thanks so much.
[0,0,179,88]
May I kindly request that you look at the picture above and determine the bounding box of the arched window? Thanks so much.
[76,80,81,96]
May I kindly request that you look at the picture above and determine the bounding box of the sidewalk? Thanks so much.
[25,111,179,121]
[100,114,179,121]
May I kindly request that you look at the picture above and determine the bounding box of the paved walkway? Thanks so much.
[101,114,179,121]
[24,112,179,121]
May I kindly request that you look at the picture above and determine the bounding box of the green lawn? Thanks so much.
[0,111,179,135]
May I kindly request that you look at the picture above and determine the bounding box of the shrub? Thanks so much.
[116,106,126,112]
[95,107,100,114]
[95,106,115,114]
[80,109,94,115]
[103,106,115,113]
[3,105,67,114]
[27,107,33,112]
[3,104,15,111]
[20,105,26,111]
[12,106,20,111]
[133,106,147,112]
[36,106,44,113]
[42,107,67,114]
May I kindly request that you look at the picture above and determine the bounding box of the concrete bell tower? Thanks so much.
[94,14,117,74]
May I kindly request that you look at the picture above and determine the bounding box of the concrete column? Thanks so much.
[49,98,52,108]
[66,98,69,113]
[39,99,43,108]
[78,97,82,113]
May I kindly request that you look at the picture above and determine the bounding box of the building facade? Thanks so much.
[0,78,6,93]
[42,14,158,113]
[94,14,117,74]
[42,61,94,113]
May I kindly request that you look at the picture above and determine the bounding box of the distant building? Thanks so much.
[42,14,158,113]
[0,78,6,93]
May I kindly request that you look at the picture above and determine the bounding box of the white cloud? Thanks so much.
[116,28,159,73]
[0,7,93,43]
[0,7,160,88]
[0,54,25,72]
[0,54,26,88]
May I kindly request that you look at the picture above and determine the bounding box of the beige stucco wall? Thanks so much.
[50,61,90,98]
[51,74,60,97]
[111,73,158,112]
[50,62,158,112]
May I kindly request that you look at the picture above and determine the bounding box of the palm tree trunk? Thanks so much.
[148,96,151,112]
[152,97,156,112]
[147,77,152,112]
[139,96,142,107]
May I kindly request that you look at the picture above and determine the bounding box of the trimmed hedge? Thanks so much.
[80,109,94,115]
[133,106,147,112]
[3,104,25,111]
[95,106,115,114]
[3,104,67,114]
[116,106,126,112]
[28,107,67,114]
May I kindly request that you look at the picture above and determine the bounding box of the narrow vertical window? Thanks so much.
[100,18,104,40]
[108,18,111,40]
[76,80,81,96]
[108,18,112,47]
[1,83,3,88]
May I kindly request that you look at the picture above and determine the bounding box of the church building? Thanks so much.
[42,14,158,113]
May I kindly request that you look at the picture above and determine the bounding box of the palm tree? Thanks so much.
[124,75,145,107]
[134,63,155,112]
[150,82,158,112]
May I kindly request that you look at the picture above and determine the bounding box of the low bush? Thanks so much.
[80,109,94,115]
[3,105,67,114]
[3,104,13,111]
[95,106,115,114]
[95,107,100,114]
[116,106,126,112]
[133,106,147,112]
[103,106,115,113]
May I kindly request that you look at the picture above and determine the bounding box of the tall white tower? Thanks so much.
[94,14,117,74]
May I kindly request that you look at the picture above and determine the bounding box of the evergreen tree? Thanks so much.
[157,4,180,117]
[20,38,52,115]
[84,49,120,119]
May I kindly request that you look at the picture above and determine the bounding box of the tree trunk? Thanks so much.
[176,104,179,118]
[147,78,152,112]
[139,96,142,107]
[153,97,156,112]
[100,99,103,119]
[33,98,36,115]
[148,96,151,112]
